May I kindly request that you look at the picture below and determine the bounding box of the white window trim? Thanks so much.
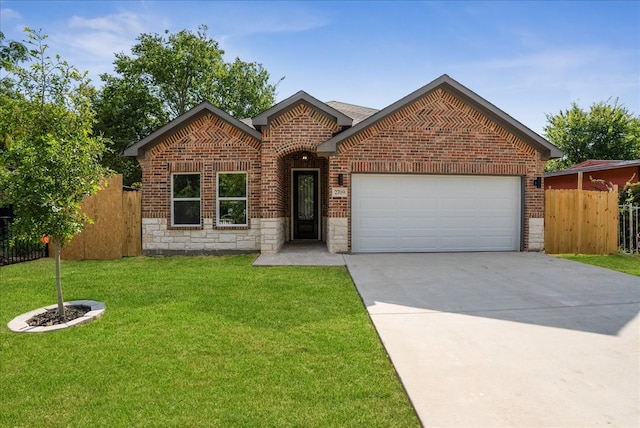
[171,172,201,227]
[216,171,248,227]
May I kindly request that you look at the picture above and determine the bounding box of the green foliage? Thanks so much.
[544,99,640,171]
[95,25,282,186]
[218,173,247,225]
[173,174,200,198]
[218,172,246,197]
[92,75,165,186]
[0,28,109,247]
[0,28,109,316]
[620,181,640,205]
[0,31,28,71]
[216,57,282,119]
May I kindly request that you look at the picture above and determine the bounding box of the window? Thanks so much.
[171,173,201,226]
[217,172,247,226]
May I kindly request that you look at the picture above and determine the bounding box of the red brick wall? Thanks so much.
[327,88,546,250]
[260,102,340,219]
[139,113,261,228]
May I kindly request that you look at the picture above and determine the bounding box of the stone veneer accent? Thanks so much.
[142,218,261,254]
[327,217,349,253]
[528,218,545,251]
[260,218,285,253]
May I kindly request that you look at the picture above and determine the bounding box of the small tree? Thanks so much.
[0,29,109,317]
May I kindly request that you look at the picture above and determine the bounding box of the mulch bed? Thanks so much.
[27,305,91,327]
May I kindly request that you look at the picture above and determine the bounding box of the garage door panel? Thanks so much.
[477,198,511,209]
[399,238,441,250]
[477,217,515,228]
[398,198,438,209]
[400,218,438,229]
[360,237,398,249]
[352,174,521,252]
[398,227,440,236]
[359,198,397,210]
[478,236,515,249]
[358,180,397,196]
[440,236,480,249]
[358,229,398,238]
[438,216,478,228]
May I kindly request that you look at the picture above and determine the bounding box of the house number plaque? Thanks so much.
[332,187,348,198]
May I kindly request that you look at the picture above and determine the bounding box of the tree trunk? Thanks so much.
[55,242,65,320]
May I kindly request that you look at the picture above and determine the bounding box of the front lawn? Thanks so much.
[0,256,418,427]
[557,253,640,277]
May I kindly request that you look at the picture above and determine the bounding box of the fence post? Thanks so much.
[631,204,635,254]
[576,172,584,253]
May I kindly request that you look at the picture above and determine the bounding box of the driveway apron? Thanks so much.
[344,252,640,427]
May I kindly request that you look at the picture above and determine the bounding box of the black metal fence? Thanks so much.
[1,216,48,266]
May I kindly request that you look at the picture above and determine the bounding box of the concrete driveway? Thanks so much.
[344,252,640,427]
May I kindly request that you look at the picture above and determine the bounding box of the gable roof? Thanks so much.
[251,90,353,129]
[545,160,640,178]
[316,74,563,160]
[325,101,378,125]
[124,101,262,157]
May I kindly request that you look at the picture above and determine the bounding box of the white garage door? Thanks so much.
[352,174,521,252]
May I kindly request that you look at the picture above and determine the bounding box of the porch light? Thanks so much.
[301,151,311,161]
[338,174,344,186]
[533,177,542,188]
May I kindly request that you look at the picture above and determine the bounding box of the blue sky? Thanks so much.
[1,0,638,135]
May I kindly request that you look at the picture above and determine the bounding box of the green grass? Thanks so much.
[0,256,418,427]
[556,253,640,276]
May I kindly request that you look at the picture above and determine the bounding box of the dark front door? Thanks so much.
[293,170,319,239]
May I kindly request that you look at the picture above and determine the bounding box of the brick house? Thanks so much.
[125,74,562,255]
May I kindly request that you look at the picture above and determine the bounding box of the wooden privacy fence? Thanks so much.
[545,187,619,254]
[55,174,142,260]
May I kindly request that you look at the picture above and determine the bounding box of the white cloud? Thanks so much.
[28,11,155,84]
[477,46,626,74]
[57,12,151,63]
[0,7,22,20]
[208,2,330,38]
[68,12,145,35]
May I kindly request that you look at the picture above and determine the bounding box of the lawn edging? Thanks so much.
[7,300,105,333]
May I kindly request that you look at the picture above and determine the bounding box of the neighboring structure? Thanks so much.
[125,74,562,255]
[544,160,640,191]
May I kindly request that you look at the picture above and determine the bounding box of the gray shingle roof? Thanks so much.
[252,91,353,128]
[325,101,378,125]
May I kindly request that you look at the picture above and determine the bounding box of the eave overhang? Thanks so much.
[124,101,262,158]
[251,90,353,130]
[316,74,563,161]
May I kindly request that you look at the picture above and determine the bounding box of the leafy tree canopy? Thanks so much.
[95,25,282,185]
[0,28,109,316]
[544,99,640,171]
[0,31,28,71]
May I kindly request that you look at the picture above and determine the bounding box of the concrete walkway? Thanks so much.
[345,252,640,427]
[253,241,345,266]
